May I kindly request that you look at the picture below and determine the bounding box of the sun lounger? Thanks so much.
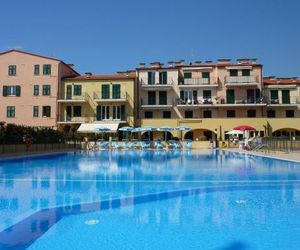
[128,140,138,149]
[140,140,150,149]
[184,140,192,149]
[97,141,109,149]
[154,140,164,149]
[111,141,119,149]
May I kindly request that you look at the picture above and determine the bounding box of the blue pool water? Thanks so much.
[0,150,300,249]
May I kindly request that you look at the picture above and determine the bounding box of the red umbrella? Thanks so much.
[233,125,256,131]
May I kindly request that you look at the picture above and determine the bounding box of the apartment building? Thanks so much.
[57,73,136,133]
[137,59,300,141]
[0,50,79,127]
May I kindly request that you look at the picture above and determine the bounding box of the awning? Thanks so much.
[77,122,120,133]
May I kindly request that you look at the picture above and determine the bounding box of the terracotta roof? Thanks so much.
[263,77,300,85]
[64,72,136,81]
[0,49,80,76]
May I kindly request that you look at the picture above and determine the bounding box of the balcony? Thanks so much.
[225,76,259,87]
[57,93,89,103]
[176,96,266,108]
[140,79,174,89]
[57,115,95,124]
[93,92,128,102]
[179,77,218,88]
[266,97,300,107]
[140,99,173,109]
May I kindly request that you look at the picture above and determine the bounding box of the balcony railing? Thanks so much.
[225,76,258,84]
[57,92,89,102]
[266,97,300,105]
[140,79,175,87]
[93,91,128,101]
[180,77,218,86]
[140,99,174,107]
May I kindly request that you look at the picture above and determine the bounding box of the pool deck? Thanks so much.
[222,148,300,163]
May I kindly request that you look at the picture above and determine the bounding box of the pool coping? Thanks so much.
[221,148,300,164]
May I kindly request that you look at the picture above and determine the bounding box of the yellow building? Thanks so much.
[57,73,136,134]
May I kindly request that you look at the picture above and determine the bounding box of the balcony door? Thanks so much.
[66,85,72,99]
[148,91,156,105]
[270,90,279,104]
[159,91,167,105]
[282,90,290,104]
[226,89,235,104]
[159,71,167,85]
[102,85,110,99]
[66,106,72,121]
[112,84,121,99]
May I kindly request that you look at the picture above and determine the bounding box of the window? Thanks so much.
[286,110,294,118]
[3,86,21,96]
[148,72,155,85]
[6,106,15,117]
[101,84,110,99]
[43,64,51,75]
[159,91,167,105]
[42,85,51,96]
[33,106,39,117]
[34,85,39,96]
[242,69,250,76]
[203,90,212,99]
[101,106,110,120]
[184,72,192,79]
[270,90,279,104]
[202,72,210,78]
[34,65,40,75]
[203,110,212,118]
[159,71,167,84]
[282,90,290,104]
[163,111,171,118]
[8,65,16,76]
[148,91,156,105]
[113,106,121,120]
[112,84,121,99]
[227,110,235,117]
[73,85,82,96]
[229,69,238,77]
[144,111,153,119]
[185,110,193,118]
[73,106,81,117]
[42,106,51,117]
[267,110,276,118]
[247,109,256,117]
[226,89,235,104]
[180,90,194,103]
[66,85,72,99]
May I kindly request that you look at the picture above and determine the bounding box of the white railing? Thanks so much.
[225,76,258,84]
[183,78,210,85]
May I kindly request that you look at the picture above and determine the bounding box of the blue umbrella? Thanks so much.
[95,126,111,139]
[118,126,133,139]
[175,126,191,140]
[158,126,174,141]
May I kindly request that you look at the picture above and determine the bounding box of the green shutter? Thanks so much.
[3,86,7,97]
[16,86,21,96]
[226,90,235,104]
[96,106,101,120]
[121,105,125,121]
[282,90,290,104]
[112,84,120,99]
[66,85,72,99]
[184,72,192,79]
[102,85,110,99]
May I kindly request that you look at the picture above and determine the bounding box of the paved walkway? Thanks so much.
[222,148,300,163]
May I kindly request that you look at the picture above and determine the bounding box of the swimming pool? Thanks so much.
[0,150,300,249]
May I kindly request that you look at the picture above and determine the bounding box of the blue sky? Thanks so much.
[1,0,299,76]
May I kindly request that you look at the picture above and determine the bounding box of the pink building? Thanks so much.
[0,50,78,127]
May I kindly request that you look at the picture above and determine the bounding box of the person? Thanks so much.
[209,139,213,150]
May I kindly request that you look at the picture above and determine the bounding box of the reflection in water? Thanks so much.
[0,150,300,249]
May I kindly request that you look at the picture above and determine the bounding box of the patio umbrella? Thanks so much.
[95,127,111,139]
[175,125,191,140]
[158,126,174,141]
[225,130,244,135]
[233,125,256,131]
[119,126,134,139]
[132,127,146,141]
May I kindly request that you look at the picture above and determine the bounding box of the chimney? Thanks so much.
[205,60,213,64]
[175,60,185,66]
[168,61,175,67]
[150,62,161,68]
[237,58,250,64]
[217,59,231,64]
[138,63,146,68]
[85,72,92,76]
[250,58,257,64]
[194,60,202,65]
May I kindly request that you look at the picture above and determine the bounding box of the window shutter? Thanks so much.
[180,91,184,100]
[96,106,101,120]
[16,86,21,96]
[121,105,125,121]
[3,86,7,97]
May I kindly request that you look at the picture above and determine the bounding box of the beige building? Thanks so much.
[136,59,300,142]
[57,73,136,133]
[0,50,78,127]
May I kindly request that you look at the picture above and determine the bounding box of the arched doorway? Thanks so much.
[272,128,300,139]
[184,129,216,141]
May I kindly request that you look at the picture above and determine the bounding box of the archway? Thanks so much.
[141,131,173,141]
[272,128,300,139]
[184,129,216,141]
